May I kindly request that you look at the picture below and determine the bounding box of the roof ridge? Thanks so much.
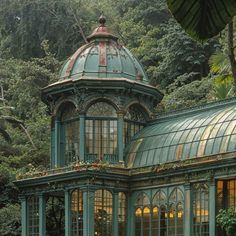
[151,97,236,123]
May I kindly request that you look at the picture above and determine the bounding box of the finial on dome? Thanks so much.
[99,15,106,26]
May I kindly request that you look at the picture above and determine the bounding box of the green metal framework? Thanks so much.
[16,15,236,236]
[134,187,184,236]
[61,104,80,165]
[118,192,126,236]
[71,189,83,236]
[192,183,209,236]
[28,196,39,236]
[124,104,146,146]
[127,103,236,168]
[94,189,113,236]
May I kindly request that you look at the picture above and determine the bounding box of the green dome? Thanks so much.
[59,16,148,84]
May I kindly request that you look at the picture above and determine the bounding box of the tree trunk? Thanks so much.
[228,20,236,92]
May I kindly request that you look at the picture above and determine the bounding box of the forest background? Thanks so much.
[0,0,234,235]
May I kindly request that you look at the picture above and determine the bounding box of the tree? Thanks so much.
[0,99,35,148]
[0,204,21,236]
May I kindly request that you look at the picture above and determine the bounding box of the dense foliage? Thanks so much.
[0,0,234,235]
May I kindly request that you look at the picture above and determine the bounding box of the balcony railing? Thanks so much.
[85,153,118,164]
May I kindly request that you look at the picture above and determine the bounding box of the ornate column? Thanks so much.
[112,192,119,236]
[117,111,124,163]
[39,193,46,236]
[82,187,94,236]
[127,192,134,236]
[20,195,27,236]
[79,113,85,162]
[55,116,60,167]
[65,190,71,236]
[209,180,216,236]
[184,183,192,236]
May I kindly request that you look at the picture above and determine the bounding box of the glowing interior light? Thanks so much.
[177,212,183,218]
[143,207,150,214]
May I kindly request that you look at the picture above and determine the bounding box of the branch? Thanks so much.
[68,5,88,44]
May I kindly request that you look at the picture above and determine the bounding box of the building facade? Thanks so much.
[16,16,236,236]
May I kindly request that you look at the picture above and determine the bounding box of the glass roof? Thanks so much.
[126,101,236,168]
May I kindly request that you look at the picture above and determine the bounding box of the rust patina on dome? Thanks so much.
[59,16,148,84]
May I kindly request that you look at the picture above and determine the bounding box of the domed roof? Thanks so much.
[59,16,148,84]
[126,99,236,168]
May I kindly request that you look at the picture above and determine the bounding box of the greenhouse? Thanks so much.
[16,16,236,236]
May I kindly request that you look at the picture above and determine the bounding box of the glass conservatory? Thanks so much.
[16,16,236,236]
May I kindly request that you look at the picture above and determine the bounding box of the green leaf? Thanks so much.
[167,0,236,40]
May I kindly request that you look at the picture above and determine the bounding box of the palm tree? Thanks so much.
[167,0,236,41]
[166,1,236,90]
[209,52,234,99]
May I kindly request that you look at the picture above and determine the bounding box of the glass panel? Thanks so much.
[227,180,236,210]
[153,191,166,206]
[135,193,150,206]
[28,196,39,236]
[124,104,146,145]
[135,208,142,236]
[61,104,80,165]
[168,188,184,236]
[64,120,80,165]
[177,203,184,236]
[153,207,159,236]
[143,207,150,236]
[61,104,78,122]
[87,102,116,117]
[71,189,83,236]
[94,190,113,236]
[118,193,126,236]
[124,121,144,145]
[135,193,150,236]
[125,105,146,122]
[46,196,65,235]
[216,179,236,235]
[193,183,209,236]
[160,205,167,236]
[85,119,117,161]
[168,204,175,236]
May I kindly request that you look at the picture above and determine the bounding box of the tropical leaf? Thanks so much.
[212,75,233,99]
[167,0,236,40]
[209,52,231,74]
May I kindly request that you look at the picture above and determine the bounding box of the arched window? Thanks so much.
[193,183,209,236]
[85,102,117,163]
[28,196,39,236]
[71,189,83,236]
[118,192,126,236]
[94,189,113,236]
[60,103,80,165]
[152,191,167,236]
[124,104,147,145]
[135,193,151,236]
[168,188,184,236]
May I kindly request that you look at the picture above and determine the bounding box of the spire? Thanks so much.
[99,15,106,26]
[87,15,118,42]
